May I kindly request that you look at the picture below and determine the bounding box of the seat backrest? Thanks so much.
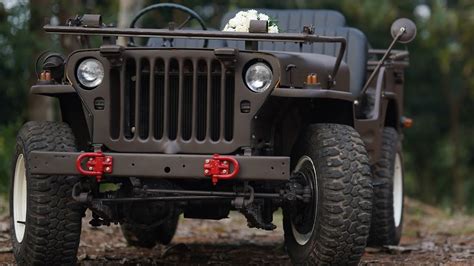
[307,27,368,95]
[221,9,367,94]
[258,27,368,95]
[220,9,346,32]
[221,9,346,50]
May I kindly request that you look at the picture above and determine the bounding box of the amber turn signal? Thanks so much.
[39,70,52,81]
[401,116,413,128]
[306,73,318,85]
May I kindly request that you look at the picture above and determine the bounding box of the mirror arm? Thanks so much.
[359,27,406,97]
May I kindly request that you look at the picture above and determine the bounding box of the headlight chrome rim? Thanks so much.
[245,62,273,93]
[76,58,104,88]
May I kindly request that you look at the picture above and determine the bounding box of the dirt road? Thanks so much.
[0,198,473,265]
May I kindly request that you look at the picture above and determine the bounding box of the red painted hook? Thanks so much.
[203,154,240,185]
[76,152,113,182]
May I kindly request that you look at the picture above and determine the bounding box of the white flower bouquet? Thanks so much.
[223,10,279,33]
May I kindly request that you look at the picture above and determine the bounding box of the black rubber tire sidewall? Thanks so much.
[367,127,404,246]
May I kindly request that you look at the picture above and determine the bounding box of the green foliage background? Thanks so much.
[0,0,473,211]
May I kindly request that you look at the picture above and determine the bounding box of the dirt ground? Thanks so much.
[0,198,473,265]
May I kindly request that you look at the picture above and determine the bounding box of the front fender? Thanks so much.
[30,84,76,96]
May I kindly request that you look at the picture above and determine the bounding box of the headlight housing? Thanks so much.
[245,62,273,93]
[76,59,104,88]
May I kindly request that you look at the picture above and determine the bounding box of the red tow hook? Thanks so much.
[76,152,113,182]
[204,154,240,185]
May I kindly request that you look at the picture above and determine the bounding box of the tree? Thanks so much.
[118,0,144,45]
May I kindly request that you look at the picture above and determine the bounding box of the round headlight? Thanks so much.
[245,62,273,93]
[76,59,104,88]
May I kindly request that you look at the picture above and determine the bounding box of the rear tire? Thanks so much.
[283,124,373,265]
[121,215,179,248]
[367,127,404,246]
[10,121,83,265]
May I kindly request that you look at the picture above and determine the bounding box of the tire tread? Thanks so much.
[11,121,82,265]
[285,124,373,265]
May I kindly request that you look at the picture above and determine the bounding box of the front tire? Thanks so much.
[10,121,83,265]
[283,124,373,265]
[367,127,404,246]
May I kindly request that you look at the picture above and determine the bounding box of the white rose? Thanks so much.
[236,11,247,18]
[268,25,279,33]
[235,24,249,32]
[248,14,258,21]
[248,10,258,16]
[247,10,258,21]
[240,17,250,27]
[228,18,238,28]
[258,14,269,21]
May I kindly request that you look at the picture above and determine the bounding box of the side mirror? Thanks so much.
[391,18,417,43]
[361,18,417,94]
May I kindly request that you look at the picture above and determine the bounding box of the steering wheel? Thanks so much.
[129,3,208,48]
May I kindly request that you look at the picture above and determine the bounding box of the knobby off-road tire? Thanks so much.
[367,127,404,246]
[121,215,179,248]
[10,121,83,265]
[284,124,373,265]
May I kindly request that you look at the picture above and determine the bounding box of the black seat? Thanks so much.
[258,27,367,95]
[220,9,346,33]
[221,9,346,50]
[308,27,368,95]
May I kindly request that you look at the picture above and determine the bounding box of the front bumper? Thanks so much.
[29,151,290,181]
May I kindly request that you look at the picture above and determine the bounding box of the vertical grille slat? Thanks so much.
[118,66,126,139]
[115,53,235,146]
[205,59,212,139]
[110,68,120,140]
[210,60,221,142]
[182,60,193,141]
[168,59,179,140]
[191,59,198,139]
[162,58,170,139]
[153,58,165,140]
[134,59,141,139]
[124,58,136,139]
[219,62,226,141]
[224,69,235,141]
[196,60,208,141]
[138,59,150,139]
[148,58,155,138]
[176,59,183,139]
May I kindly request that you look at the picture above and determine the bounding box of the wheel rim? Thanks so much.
[13,154,27,243]
[290,156,317,246]
[393,153,403,227]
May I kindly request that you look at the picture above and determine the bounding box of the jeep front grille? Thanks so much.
[110,56,235,143]
[68,49,278,154]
